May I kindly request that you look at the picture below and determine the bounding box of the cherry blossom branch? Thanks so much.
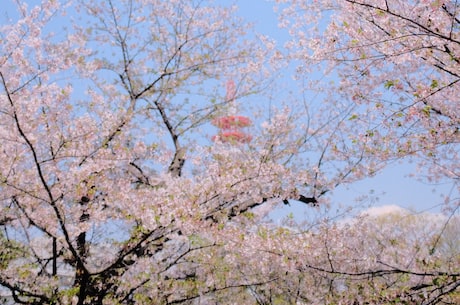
[0,278,50,305]
[345,0,460,45]
[166,277,281,305]
[0,71,85,279]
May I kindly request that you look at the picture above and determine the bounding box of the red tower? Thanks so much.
[212,80,252,144]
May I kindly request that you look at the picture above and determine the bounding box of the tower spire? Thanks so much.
[212,80,252,144]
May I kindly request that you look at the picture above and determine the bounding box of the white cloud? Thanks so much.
[359,204,408,217]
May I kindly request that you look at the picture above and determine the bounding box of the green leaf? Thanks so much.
[188,234,208,247]
[384,80,394,89]
[348,114,358,120]
[422,105,431,117]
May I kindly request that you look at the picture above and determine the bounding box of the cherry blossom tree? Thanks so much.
[3,0,458,304]
[268,0,460,303]
[0,0,369,304]
[276,0,460,195]
[231,208,460,304]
